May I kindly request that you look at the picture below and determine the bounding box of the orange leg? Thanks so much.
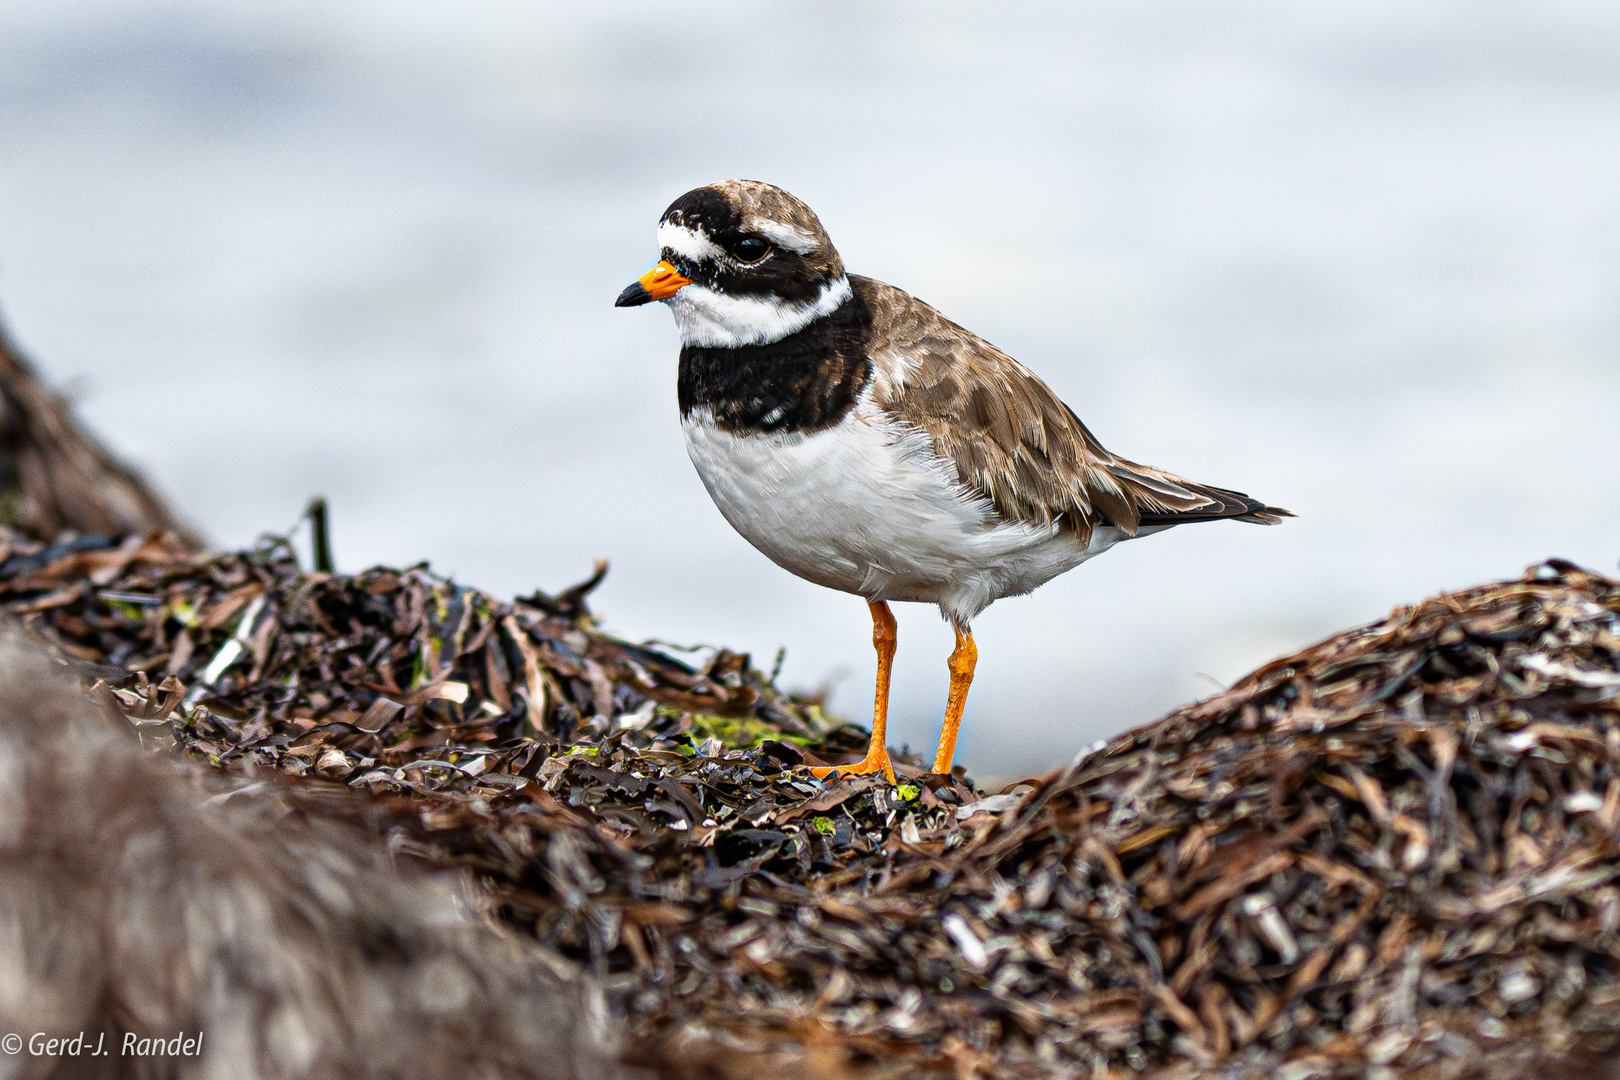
[931,626,976,775]
[810,600,897,784]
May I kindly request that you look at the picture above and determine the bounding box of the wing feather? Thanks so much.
[857,277,1292,542]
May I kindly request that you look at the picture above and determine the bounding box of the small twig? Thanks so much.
[306,496,333,573]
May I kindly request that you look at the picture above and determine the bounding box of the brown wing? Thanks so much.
[857,277,1292,543]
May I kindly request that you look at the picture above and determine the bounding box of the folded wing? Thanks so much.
[860,277,1291,542]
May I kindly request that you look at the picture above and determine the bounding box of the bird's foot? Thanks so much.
[807,748,897,785]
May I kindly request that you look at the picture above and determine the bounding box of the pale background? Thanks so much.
[2,1,1617,777]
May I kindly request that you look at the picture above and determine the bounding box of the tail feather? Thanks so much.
[1099,459,1291,531]
[1135,484,1293,528]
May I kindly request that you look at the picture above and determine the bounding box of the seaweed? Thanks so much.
[6,531,1620,1078]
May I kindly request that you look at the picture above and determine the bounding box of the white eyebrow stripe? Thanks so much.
[748,219,817,253]
[658,222,723,262]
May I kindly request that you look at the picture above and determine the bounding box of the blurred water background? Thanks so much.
[1,0,1617,777]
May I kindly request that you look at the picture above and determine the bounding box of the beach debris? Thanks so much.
[5,529,1620,1078]
[0,322,203,546]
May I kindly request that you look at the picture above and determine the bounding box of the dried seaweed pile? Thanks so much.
[0,526,867,772]
[6,529,1620,1079]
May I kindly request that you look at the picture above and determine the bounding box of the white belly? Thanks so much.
[682,406,1137,625]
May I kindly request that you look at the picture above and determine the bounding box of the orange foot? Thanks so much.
[808,749,896,785]
[806,601,900,786]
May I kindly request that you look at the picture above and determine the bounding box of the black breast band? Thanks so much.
[677,290,873,435]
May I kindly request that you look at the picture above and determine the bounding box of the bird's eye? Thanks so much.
[730,237,771,263]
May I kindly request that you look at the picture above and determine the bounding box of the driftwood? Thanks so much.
[0,316,201,547]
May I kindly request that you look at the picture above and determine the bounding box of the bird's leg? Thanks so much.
[810,600,897,784]
[931,626,977,775]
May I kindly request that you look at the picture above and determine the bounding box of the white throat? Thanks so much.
[667,276,852,348]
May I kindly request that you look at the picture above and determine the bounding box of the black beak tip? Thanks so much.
[615,282,651,308]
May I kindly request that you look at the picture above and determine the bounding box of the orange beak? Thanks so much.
[614,260,692,307]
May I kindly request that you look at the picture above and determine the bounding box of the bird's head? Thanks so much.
[615,180,851,347]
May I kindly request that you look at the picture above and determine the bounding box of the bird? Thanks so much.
[616,180,1290,784]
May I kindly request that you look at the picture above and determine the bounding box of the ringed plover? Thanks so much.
[616,180,1290,783]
